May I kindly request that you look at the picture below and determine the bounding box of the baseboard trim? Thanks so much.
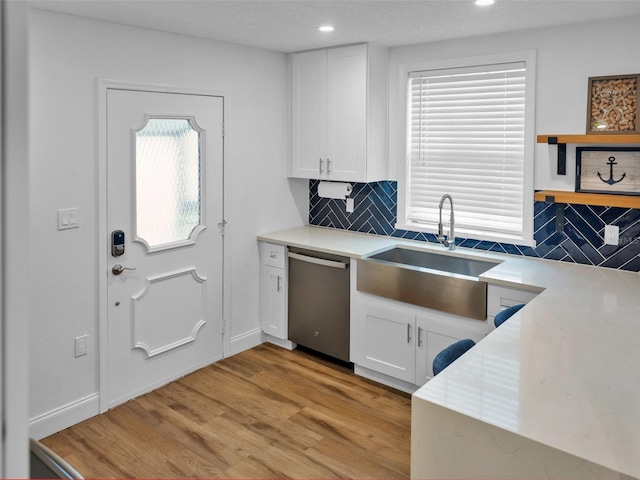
[228,327,264,356]
[29,393,100,440]
[354,365,419,394]
[108,354,223,409]
[265,335,296,350]
[31,329,271,438]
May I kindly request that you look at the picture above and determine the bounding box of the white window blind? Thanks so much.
[407,61,527,239]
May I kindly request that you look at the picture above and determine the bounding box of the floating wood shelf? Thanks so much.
[535,190,640,209]
[537,134,640,176]
[537,134,640,144]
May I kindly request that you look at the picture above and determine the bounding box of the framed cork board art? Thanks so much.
[586,74,640,134]
[576,147,640,195]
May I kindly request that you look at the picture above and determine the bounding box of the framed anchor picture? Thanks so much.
[576,147,640,195]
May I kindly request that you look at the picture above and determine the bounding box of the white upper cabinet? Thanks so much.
[290,43,388,182]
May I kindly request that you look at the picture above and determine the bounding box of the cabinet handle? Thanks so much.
[276,275,282,292]
[327,158,331,174]
[407,323,412,344]
[418,326,423,347]
[319,158,324,175]
[288,251,348,269]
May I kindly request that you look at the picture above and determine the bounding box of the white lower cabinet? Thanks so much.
[353,297,489,389]
[356,302,416,383]
[259,242,288,340]
[260,265,287,338]
[415,314,488,386]
[352,280,542,390]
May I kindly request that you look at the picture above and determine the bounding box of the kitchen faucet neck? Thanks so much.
[438,194,456,250]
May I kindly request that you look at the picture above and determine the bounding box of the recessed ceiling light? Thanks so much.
[318,25,335,32]
[475,0,495,5]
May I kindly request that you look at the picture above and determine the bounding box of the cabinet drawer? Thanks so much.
[260,242,286,269]
[487,284,540,318]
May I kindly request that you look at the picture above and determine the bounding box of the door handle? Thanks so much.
[418,326,423,347]
[319,158,324,175]
[112,264,136,276]
[288,252,348,269]
[407,323,412,344]
[327,158,331,174]
[276,275,282,292]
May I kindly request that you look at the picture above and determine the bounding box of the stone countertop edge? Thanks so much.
[259,224,521,262]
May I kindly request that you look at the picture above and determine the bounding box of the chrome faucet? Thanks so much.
[438,194,456,250]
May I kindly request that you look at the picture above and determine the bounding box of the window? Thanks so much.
[398,52,536,245]
[135,117,202,250]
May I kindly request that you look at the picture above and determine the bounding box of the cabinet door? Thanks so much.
[291,49,327,179]
[326,44,367,181]
[260,265,287,339]
[355,302,415,383]
[415,314,488,386]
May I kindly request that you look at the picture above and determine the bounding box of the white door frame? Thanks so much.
[97,79,230,413]
[2,2,30,474]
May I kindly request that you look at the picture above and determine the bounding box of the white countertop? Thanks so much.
[259,225,400,259]
[259,225,640,479]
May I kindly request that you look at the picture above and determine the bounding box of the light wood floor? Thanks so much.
[42,343,411,478]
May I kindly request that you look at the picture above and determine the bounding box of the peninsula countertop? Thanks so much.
[259,225,640,479]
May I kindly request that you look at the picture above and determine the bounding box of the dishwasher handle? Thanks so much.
[288,251,348,269]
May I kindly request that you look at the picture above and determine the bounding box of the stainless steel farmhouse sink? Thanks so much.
[358,247,501,320]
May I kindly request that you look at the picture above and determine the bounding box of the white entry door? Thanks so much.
[106,88,224,408]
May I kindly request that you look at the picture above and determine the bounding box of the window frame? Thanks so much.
[395,51,537,247]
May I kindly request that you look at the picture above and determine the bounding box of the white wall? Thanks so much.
[388,15,640,189]
[28,9,307,437]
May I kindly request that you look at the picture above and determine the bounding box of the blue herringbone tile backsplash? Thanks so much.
[308,180,640,271]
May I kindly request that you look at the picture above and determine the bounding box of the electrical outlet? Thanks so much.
[346,198,355,213]
[604,225,619,246]
[75,335,88,357]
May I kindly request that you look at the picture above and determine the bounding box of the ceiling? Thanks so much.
[32,0,640,53]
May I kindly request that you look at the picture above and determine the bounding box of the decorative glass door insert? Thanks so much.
[134,117,204,250]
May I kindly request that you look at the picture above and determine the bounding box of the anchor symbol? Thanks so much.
[597,156,626,185]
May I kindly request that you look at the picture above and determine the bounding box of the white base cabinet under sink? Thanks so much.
[350,260,541,392]
[353,296,489,390]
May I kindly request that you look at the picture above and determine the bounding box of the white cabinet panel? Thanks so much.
[291,49,327,179]
[326,45,366,181]
[355,302,415,383]
[260,265,287,338]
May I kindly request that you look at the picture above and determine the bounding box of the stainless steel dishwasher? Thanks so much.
[288,247,350,362]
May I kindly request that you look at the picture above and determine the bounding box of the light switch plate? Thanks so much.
[58,208,79,230]
[604,225,619,245]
